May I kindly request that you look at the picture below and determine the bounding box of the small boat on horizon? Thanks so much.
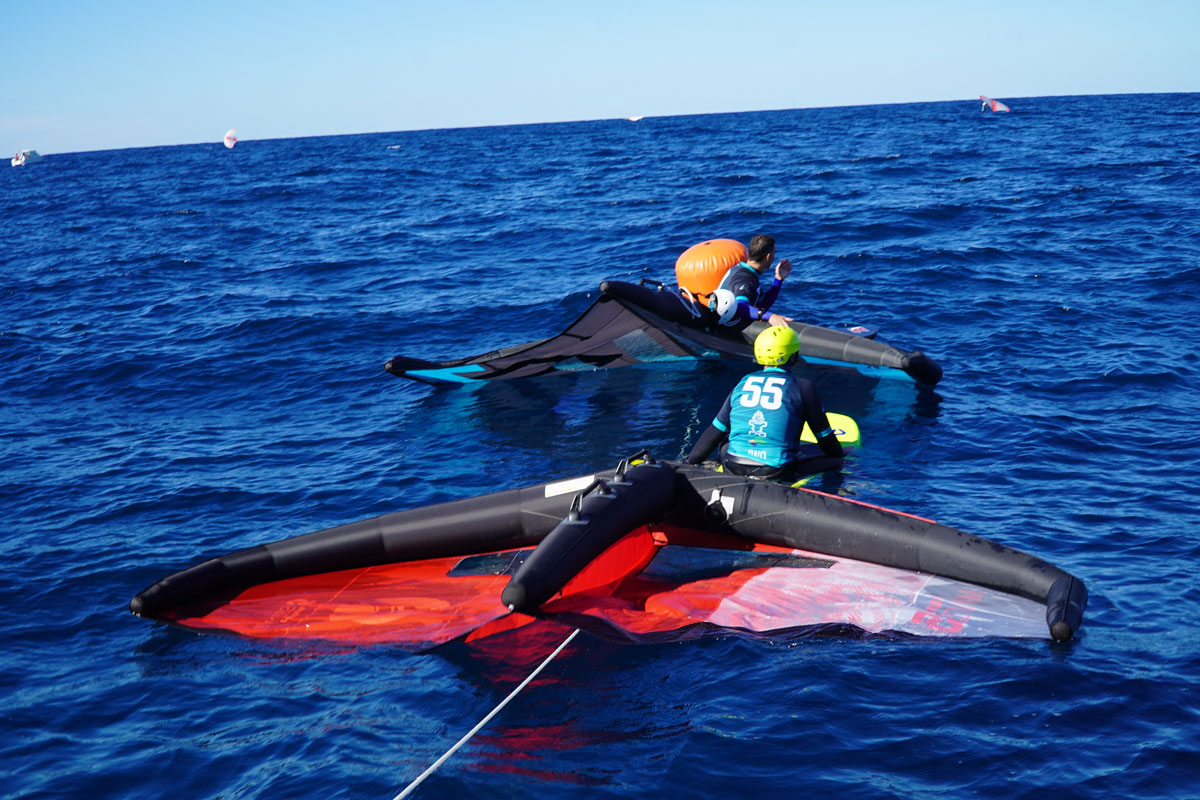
[11,148,42,167]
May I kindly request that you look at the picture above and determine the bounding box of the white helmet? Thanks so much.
[709,288,738,325]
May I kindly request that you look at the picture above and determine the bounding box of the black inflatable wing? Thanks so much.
[385,281,942,386]
[129,457,1085,650]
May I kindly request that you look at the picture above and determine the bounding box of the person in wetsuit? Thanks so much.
[708,234,795,328]
[685,325,845,481]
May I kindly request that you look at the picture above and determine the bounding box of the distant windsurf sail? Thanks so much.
[980,96,1011,113]
[223,129,238,149]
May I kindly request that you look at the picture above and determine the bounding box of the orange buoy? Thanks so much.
[675,239,746,301]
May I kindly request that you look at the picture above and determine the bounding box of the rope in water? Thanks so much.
[391,628,581,799]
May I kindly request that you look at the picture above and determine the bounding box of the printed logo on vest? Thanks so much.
[748,410,768,437]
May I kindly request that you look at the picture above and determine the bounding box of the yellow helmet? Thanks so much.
[753,325,800,366]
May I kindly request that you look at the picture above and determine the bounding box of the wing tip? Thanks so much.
[385,355,440,376]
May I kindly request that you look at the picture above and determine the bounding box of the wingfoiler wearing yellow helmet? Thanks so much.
[753,325,801,366]
[686,322,846,482]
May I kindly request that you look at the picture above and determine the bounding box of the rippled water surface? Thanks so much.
[3,94,1200,799]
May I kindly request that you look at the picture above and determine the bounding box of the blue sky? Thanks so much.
[3,0,1197,155]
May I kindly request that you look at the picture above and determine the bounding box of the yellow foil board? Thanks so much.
[800,412,860,447]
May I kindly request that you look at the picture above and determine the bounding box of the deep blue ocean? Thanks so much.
[4,93,1199,799]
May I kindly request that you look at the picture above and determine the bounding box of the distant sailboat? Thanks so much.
[979,96,1011,113]
[223,129,238,149]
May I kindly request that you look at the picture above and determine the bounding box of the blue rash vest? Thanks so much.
[710,366,831,467]
[714,262,782,323]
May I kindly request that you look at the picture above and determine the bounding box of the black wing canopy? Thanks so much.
[385,281,942,386]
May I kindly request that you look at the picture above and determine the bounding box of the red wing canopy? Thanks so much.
[158,552,526,648]
[159,527,1049,650]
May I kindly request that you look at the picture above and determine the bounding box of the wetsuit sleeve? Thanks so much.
[685,392,733,464]
[815,429,844,459]
[733,300,758,322]
[686,424,727,464]
[756,278,782,312]
[797,378,844,459]
[731,274,782,322]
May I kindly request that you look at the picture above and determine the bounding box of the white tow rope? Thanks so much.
[391,628,580,799]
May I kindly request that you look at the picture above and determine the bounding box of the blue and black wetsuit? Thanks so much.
[714,262,783,325]
[685,366,844,479]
